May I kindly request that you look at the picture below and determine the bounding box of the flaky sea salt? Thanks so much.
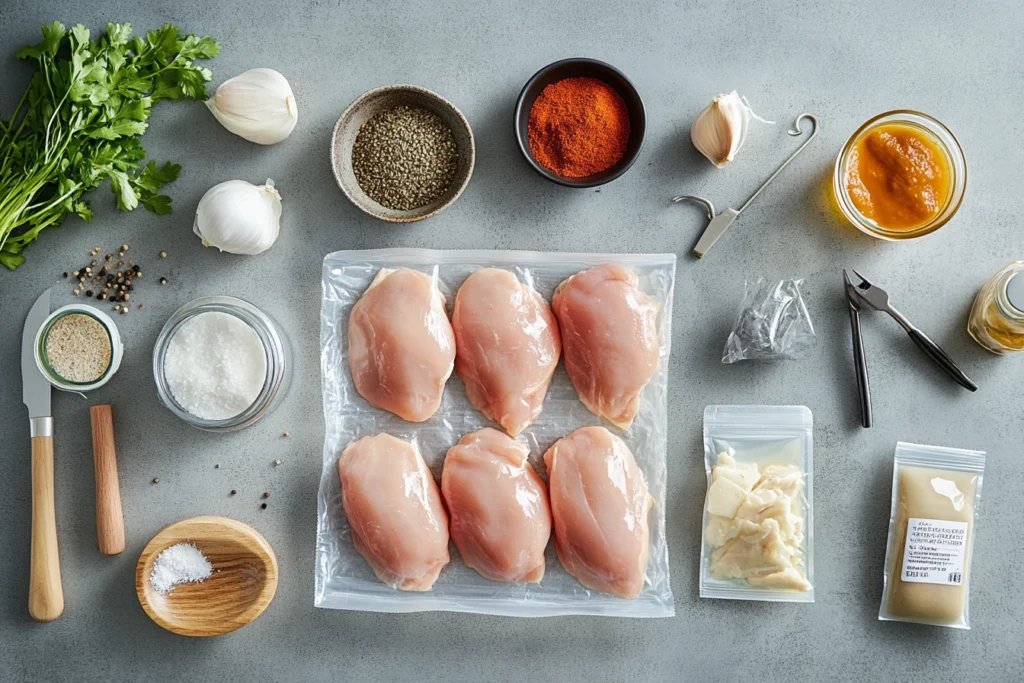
[150,542,213,595]
[164,311,267,420]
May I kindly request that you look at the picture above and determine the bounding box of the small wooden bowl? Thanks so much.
[330,84,475,223]
[136,516,278,637]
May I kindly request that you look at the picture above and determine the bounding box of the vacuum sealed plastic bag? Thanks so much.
[879,442,985,629]
[722,278,815,363]
[700,405,814,602]
[316,249,676,617]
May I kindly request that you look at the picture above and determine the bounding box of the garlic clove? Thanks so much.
[690,91,771,168]
[206,68,298,145]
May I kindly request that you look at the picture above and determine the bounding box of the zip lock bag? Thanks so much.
[879,441,985,629]
[700,405,814,602]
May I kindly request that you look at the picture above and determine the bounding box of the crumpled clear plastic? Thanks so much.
[316,248,676,618]
[722,278,816,363]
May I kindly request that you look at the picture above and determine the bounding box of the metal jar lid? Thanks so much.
[1006,271,1024,313]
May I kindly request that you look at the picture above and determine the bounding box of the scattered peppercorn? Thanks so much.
[263,491,270,498]
[152,477,159,484]
[72,289,80,296]
[85,290,93,297]
[121,244,129,252]
[282,431,289,437]
[62,272,69,278]
[274,459,282,466]
[114,304,121,312]
[231,489,237,495]
[261,503,267,509]
[215,464,220,469]
[160,251,167,258]
[160,277,167,285]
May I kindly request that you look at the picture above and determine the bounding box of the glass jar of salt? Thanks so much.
[153,296,290,431]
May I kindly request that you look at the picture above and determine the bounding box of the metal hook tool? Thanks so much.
[673,113,819,258]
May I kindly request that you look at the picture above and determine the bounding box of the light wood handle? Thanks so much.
[30,434,63,622]
[90,405,125,555]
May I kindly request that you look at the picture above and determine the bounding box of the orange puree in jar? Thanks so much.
[844,124,951,231]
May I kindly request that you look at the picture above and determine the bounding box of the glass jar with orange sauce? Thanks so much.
[968,261,1024,355]
[833,111,967,240]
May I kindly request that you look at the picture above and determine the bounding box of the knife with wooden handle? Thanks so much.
[22,289,63,622]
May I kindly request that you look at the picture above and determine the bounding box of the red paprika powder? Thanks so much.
[527,77,631,178]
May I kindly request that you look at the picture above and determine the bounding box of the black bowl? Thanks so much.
[514,58,646,188]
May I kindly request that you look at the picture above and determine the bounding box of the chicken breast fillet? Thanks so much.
[441,428,552,583]
[348,268,456,422]
[338,433,450,591]
[552,264,659,430]
[452,268,561,436]
[544,426,652,599]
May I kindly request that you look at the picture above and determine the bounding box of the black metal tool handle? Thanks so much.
[848,306,872,427]
[906,328,978,392]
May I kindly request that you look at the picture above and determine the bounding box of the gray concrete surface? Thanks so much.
[1,1,1022,681]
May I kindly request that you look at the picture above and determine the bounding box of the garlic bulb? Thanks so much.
[206,68,298,145]
[194,179,282,255]
[690,91,772,167]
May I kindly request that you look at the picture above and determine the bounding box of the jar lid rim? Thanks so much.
[1006,271,1024,312]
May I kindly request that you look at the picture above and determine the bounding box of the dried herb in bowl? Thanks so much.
[351,105,458,211]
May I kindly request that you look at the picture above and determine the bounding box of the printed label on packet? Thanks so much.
[901,518,969,585]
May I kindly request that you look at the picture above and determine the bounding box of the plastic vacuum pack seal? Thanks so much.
[315,248,676,617]
[878,441,985,629]
[699,405,814,602]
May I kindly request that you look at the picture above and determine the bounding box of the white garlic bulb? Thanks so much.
[690,91,771,167]
[206,68,298,145]
[194,179,282,255]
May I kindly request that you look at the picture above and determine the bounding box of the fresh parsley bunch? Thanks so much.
[0,22,219,270]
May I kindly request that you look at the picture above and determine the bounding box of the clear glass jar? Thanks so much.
[833,110,967,240]
[153,296,291,431]
[968,261,1024,355]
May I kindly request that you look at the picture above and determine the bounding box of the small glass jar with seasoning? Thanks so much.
[153,296,291,431]
[34,304,123,392]
[833,110,967,240]
[967,260,1024,354]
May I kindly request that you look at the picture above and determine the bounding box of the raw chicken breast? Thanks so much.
[544,426,652,599]
[441,428,552,583]
[452,268,561,436]
[349,268,456,422]
[552,264,659,430]
[338,433,450,591]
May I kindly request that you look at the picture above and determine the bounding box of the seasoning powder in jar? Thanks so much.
[163,311,267,420]
[44,313,112,383]
[352,105,459,210]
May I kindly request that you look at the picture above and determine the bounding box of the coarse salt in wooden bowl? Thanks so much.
[136,516,278,637]
[330,84,475,223]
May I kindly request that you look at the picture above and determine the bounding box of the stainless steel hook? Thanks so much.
[672,113,819,258]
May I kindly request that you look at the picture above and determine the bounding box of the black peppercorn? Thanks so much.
[230,489,237,495]
[85,290,93,297]
[62,272,69,278]
[261,503,267,509]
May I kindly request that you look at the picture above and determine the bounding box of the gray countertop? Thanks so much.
[2,1,1022,681]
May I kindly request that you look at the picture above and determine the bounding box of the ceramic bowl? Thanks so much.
[514,58,646,188]
[331,85,475,223]
[136,516,278,637]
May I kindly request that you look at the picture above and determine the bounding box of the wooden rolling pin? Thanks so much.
[89,405,124,555]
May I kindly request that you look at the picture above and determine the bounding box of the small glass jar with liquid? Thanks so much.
[968,261,1024,354]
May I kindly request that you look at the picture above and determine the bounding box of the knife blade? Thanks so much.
[22,289,52,426]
